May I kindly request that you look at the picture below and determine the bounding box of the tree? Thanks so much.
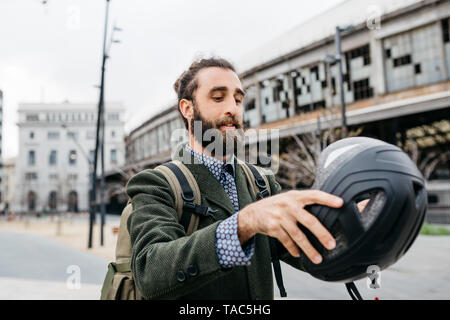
[402,138,450,180]
[276,108,363,189]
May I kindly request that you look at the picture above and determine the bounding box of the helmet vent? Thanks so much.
[323,221,348,260]
[412,181,425,210]
[353,189,386,230]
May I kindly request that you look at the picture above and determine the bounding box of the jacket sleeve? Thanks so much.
[125,169,234,299]
[264,170,306,273]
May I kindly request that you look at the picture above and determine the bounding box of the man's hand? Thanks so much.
[238,190,344,264]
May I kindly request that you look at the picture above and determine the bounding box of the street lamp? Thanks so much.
[324,25,355,138]
[89,0,122,249]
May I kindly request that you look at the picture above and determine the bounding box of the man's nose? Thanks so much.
[223,98,238,116]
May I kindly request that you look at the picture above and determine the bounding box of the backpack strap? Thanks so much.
[239,161,271,200]
[240,161,288,298]
[115,199,133,263]
[156,160,217,236]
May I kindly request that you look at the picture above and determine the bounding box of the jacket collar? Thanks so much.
[172,142,252,216]
[184,144,236,178]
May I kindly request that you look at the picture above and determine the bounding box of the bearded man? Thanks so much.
[125,57,343,300]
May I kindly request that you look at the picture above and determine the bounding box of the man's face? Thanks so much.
[188,67,245,155]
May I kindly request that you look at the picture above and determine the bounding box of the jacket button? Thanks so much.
[187,264,198,276]
[176,270,186,282]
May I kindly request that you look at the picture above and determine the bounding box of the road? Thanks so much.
[0,229,108,299]
[0,227,449,300]
[274,235,450,300]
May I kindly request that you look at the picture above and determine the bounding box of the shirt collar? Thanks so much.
[185,144,236,178]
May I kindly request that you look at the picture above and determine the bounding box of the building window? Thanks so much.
[49,174,59,180]
[86,130,96,139]
[353,78,374,101]
[49,150,57,166]
[67,131,78,140]
[428,194,439,204]
[385,48,391,58]
[111,130,116,138]
[414,63,422,74]
[25,172,38,180]
[393,55,412,67]
[26,114,39,122]
[110,149,117,164]
[69,150,77,165]
[28,150,36,166]
[442,19,450,43]
[48,191,58,210]
[48,131,60,140]
[68,174,78,181]
[89,150,95,163]
[273,79,284,102]
[310,66,319,80]
[348,44,371,65]
[107,113,119,121]
[245,99,256,111]
[29,131,35,139]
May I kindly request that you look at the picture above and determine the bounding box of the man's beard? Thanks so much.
[189,102,244,158]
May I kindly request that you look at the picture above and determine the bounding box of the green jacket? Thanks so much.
[125,145,305,300]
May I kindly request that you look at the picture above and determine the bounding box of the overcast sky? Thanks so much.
[0,0,344,159]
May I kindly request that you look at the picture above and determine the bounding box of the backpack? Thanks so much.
[100,159,286,300]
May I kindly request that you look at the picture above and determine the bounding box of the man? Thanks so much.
[125,57,343,300]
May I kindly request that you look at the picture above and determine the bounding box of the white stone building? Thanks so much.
[0,157,15,214]
[0,90,3,203]
[13,101,125,214]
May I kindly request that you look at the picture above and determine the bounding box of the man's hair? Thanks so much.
[173,57,236,129]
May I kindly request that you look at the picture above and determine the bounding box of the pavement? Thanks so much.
[0,229,108,299]
[0,215,449,300]
[275,234,450,300]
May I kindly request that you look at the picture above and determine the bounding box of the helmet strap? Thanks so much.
[345,282,363,300]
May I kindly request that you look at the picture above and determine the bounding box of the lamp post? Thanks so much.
[89,0,122,248]
[335,26,347,137]
[323,25,354,138]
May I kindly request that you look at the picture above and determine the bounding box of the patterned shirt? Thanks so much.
[185,145,255,267]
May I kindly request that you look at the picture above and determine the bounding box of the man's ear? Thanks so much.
[179,99,193,123]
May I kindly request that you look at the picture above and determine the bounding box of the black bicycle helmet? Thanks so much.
[298,137,427,296]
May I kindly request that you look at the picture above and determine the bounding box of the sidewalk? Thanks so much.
[0,214,119,261]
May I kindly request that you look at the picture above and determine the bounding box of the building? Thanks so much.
[118,0,449,219]
[100,105,185,214]
[237,0,450,139]
[235,0,450,221]
[0,90,3,203]
[124,105,184,171]
[12,101,125,214]
[0,157,15,214]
